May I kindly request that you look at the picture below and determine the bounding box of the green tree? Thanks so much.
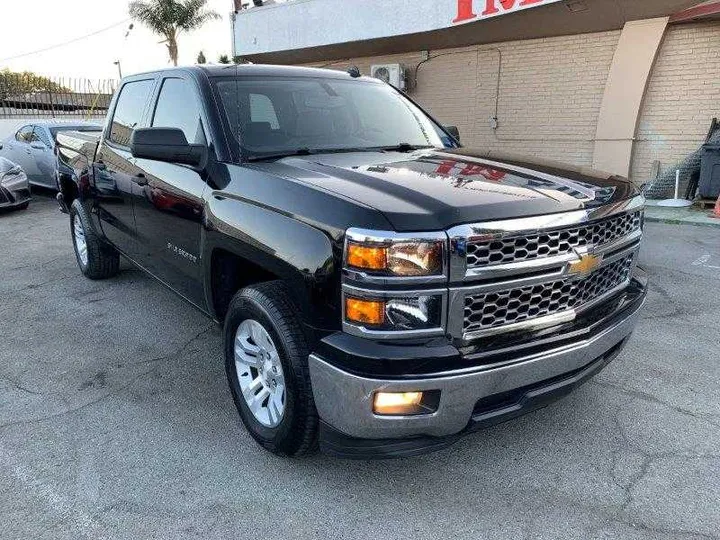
[218,54,231,64]
[0,69,71,100]
[129,0,220,66]
[197,50,207,64]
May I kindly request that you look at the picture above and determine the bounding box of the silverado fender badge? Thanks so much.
[570,253,603,276]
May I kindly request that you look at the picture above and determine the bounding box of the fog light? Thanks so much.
[373,390,440,416]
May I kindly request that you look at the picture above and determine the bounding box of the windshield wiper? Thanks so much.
[247,148,315,162]
[247,146,393,162]
[376,143,436,153]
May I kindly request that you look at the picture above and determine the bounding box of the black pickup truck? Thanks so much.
[56,65,646,458]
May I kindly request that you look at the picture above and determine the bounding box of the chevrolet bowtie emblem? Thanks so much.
[570,253,602,276]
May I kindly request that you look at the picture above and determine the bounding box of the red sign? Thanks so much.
[453,0,547,24]
[435,160,507,182]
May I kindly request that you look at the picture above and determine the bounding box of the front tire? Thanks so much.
[224,281,318,456]
[70,199,119,280]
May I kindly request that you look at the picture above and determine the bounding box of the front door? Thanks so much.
[30,126,55,188]
[94,78,156,257]
[130,76,207,307]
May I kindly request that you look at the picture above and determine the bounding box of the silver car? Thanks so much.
[0,157,30,210]
[0,120,102,189]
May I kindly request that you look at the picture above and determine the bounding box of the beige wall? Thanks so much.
[310,21,720,185]
[314,31,620,164]
[632,22,720,182]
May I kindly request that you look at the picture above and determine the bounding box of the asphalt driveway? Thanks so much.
[1,195,718,540]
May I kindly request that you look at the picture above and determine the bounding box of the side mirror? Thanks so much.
[31,141,46,150]
[444,125,460,143]
[130,127,206,167]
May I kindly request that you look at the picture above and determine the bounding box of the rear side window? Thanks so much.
[152,78,205,144]
[109,80,154,146]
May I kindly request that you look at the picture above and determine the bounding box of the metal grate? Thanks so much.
[466,211,642,268]
[463,254,635,335]
[0,73,117,118]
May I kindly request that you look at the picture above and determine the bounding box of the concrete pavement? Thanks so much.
[1,195,718,540]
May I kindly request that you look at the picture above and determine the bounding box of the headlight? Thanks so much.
[0,166,25,187]
[342,289,446,337]
[344,228,446,278]
[344,293,443,331]
[342,229,448,338]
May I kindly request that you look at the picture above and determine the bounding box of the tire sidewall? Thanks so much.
[70,203,90,273]
[224,294,301,452]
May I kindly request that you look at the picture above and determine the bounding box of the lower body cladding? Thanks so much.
[309,283,646,458]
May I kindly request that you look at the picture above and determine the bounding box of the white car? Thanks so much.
[0,157,30,210]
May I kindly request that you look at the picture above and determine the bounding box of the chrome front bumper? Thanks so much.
[309,292,644,441]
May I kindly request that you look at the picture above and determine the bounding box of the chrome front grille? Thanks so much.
[462,253,635,335]
[465,211,642,268]
[446,197,646,341]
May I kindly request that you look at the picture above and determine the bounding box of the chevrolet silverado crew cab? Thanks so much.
[57,65,646,458]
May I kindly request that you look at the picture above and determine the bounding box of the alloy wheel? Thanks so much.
[73,214,88,267]
[234,319,286,427]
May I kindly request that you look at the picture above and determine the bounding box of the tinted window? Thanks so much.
[15,125,33,143]
[214,77,452,157]
[33,127,52,147]
[110,79,154,146]
[152,78,204,144]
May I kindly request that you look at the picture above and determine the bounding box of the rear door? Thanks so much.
[95,78,156,257]
[130,75,208,306]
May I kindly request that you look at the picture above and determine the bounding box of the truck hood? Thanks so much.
[254,148,639,231]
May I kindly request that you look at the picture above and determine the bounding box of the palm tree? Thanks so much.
[129,0,220,66]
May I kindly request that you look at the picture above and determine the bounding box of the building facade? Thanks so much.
[232,0,720,186]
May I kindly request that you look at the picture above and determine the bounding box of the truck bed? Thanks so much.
[56,130,101,179]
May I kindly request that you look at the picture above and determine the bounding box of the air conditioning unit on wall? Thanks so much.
[370,64,406,90]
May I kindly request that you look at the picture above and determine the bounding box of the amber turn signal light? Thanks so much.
[346,242,387,270]
[345,297,385,325]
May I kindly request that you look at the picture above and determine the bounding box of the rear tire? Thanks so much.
[70,199,119,280]
[224,281,318,456]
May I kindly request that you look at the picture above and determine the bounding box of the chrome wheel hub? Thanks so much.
[73,215,88,266]
[234,319,285,427]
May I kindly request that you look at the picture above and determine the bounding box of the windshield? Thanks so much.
[213,76,456,159]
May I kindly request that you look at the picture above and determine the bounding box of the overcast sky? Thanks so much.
[0,0,235,81]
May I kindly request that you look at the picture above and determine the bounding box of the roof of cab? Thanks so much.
[124,63,378,83]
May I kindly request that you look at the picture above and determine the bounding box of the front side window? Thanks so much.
[109,79,154,147]
[214,76,455,159]
[15,125,33,143]
[152,78,205,144]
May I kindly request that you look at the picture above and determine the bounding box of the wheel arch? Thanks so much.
[203,196,340,334]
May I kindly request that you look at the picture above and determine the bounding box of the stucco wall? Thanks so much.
[632,22,720,183]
